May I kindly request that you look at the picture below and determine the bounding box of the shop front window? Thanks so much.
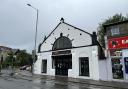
[124,57,128,74]
[110,49,124,79]
[111,58,123,79]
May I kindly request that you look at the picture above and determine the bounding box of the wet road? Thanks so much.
[0,76,123,89]
[0,69,126,89]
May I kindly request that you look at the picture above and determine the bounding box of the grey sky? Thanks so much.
[0,0,128,53]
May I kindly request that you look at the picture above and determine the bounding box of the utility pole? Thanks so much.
[27,4,39,74]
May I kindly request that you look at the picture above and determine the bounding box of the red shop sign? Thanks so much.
[108,36,128,49]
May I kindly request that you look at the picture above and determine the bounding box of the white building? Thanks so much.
[34,18,108,81]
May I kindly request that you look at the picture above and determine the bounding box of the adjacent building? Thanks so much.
[34,19,128,82]
[34,18,107,80]
[0,46,12,62]
[0,46,21,63]
[104,20,128,81]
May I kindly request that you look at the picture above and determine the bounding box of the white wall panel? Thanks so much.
[41,23,92,52]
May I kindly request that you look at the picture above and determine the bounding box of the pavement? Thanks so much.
[36,75,128,89]
[14,70,128,89]
[0,69,128,89]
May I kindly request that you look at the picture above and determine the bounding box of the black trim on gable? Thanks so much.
[63,22,92,36]
[38,21,93,52]
[39,41,106,60]
[39,44,95,53]
[47,22,61,39]
[38,22,61,52]
[38,20,105,60]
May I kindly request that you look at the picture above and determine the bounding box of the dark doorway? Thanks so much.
[52,34,72,76]
[42,60,47,73]
[52,55,72,76]
[79,57,89,76]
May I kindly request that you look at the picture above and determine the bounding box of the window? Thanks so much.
[52,35,72,50]
[111,27,119,36]
[52,59,55,69]
[111,58,123,79]
[79,57,89,76]
[42,60,47,73]
[124,57,128,74]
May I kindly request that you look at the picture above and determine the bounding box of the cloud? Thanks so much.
[0,0,128,53]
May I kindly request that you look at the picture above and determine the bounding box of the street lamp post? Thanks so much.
[10,55,16,76]
[27,4,39,74]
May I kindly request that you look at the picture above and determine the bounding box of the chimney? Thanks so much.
[92,31,97,45]
[60,18,64,23]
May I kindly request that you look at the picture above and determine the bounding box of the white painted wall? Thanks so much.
[36,46,100,80]
[41,23,92,52]
[99,59,108,80]
[35,21,103,80]
[34,52,55,75]
[91,46,100,80]
[35,21,128,82]
[34,54,42,74]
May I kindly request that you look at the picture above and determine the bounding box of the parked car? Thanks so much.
[20,65,28,70]
[26,66,31,71]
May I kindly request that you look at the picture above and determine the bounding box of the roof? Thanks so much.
[11,49,20,54]
[39,18,92,46]
[0,46,12,51]
[103,20,128,28]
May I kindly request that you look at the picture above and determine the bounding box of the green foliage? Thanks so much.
[2,51,32,68]
[15,51,32,66]
[2,52,13,68]
[97,13,128,48]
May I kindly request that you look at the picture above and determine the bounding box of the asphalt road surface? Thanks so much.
[0,69,126,89]
[0,75,123,89]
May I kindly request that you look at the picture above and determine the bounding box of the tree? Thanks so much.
[2,51,13,68]
[3,50,32,68]
[15,51,32,66]
[97,14,128,48]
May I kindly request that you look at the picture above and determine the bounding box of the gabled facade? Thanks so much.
[34,18,106,80]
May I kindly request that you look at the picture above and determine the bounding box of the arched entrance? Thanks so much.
[52,33,72,76]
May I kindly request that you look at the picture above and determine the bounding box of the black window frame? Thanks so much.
[79,57,89,76]
[42,60,47,73]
